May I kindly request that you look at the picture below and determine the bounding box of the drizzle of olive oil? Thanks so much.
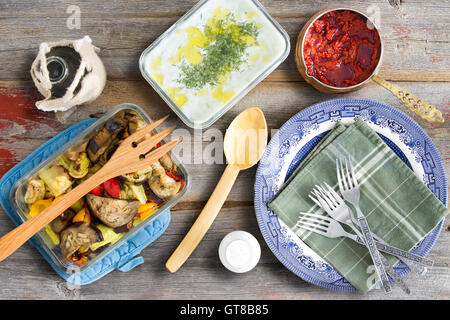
[245,11,259,19]
[249,53,260,63]
[150,56,162,69]
[174,7,260,91]
[212,85,235,103]
[169,27,207,65]
[173,94,188,108]
[164,87,187,108]
[152,73,164,86]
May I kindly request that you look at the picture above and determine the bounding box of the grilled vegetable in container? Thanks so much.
[68,152,90,178]
[128,183,147,204]
[24,180,46,204]
[20,109,185,265]
[70,198,85,212]
[149,162,182,199]
[60,222,102,259]
[86,194,140,228]
[72,207,91,224]
[89,224,123,252]
[38,165,72,197]
[50,209,76,233]
[121,167,153,184]
[87,117,125,162]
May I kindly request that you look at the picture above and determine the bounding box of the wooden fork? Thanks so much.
[0,115,182,262]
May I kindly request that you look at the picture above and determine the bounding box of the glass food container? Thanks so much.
[10,103,189,272]
[139,0,290,128]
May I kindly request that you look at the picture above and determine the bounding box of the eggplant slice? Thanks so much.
[50,209,76,233]
[86,194,140,228]
[60,222,101,259]
[159,153,177,172]
[87,117,126,162]
[65,140,88,161]
[148,161,181,199]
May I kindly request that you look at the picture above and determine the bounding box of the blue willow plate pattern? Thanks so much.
[254,98,447,292]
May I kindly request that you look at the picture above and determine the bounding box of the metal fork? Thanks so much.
[296,211,410,294]
[336,157,391,293]
[310,183,433,271]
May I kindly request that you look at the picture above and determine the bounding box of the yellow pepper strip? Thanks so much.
[72,208,91,224]
[89,224,124,252]
[28,197,62,246]
[78,245,90,254]
[134,202,159,225]
[138,202,158,214]
[44,225,60,246]
[139,207,158,221]
[28,198,54,218]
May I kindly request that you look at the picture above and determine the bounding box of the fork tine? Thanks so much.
[143,136,182,160]
[342,158,351,189]
[296,224,328,236]
[311,190,332,212]
[348,156,359,187]
[315,186,335,209]
[122,136,183,174]
[297,216,329,228]
[133,125,176,155]
[312,187,324,200]
[321,187,339,207]
[122,115,169,147]
[318,184,338,207]
[343,158,352,189]
[344,157,354,189]
[323,182,344,204]
[298,212,333,223]
[336,158,345,191]
[308,194,321,207]
[296,220,328,233]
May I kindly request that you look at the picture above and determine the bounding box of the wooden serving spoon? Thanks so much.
[166,107,268,273]
[0,116,182,262]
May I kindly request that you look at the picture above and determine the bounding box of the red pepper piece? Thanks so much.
[89,184,104,196]
[151,132,162,148]
[103,178,121,198]
[165,170,184,186]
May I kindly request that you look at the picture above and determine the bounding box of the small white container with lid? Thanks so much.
[218,231,261,273]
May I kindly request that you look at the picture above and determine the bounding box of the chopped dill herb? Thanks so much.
[177,14,259,90]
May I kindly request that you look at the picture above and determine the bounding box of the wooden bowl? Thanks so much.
[295,7,384,93]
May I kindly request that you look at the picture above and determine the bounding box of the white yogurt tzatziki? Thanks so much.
[142,0,288,127]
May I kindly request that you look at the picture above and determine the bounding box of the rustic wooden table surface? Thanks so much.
[0,0,448,300]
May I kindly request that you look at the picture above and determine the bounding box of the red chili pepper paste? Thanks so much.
[303,10,381,87]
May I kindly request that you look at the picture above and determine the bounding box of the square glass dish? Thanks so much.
[10,103,189,272]
[139,0,290,128]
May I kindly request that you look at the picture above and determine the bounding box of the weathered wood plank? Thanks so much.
[0,86,63,176]
[0,1,450,80]
[0,80,448,202]
[0,80,447,300]
[0,0,448,300]
[0,206,448,299]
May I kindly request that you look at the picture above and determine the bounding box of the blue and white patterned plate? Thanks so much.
[254,98,447,292]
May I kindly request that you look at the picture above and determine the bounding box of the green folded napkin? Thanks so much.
[269,119,448,294]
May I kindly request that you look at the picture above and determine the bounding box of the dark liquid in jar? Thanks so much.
[303,10,381,88]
